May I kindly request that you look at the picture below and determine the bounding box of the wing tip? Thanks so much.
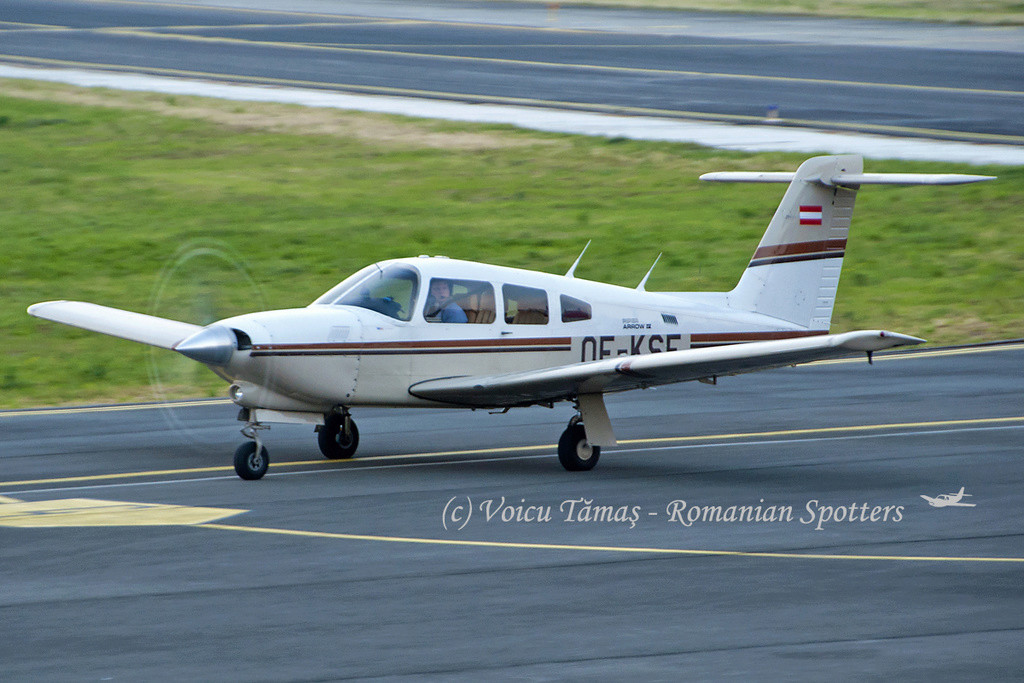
[27,300,70,317]
[837,330,926,351]
[879,330,927,345]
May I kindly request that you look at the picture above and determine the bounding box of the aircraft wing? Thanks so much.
[409,330,923,408]
[28,301,201,350]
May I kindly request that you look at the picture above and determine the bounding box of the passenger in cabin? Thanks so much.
[424,279,468,323]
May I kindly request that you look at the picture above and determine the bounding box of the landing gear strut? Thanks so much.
[318,408,359,460]
[558,414,600,471]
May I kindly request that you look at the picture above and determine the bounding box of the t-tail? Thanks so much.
[701,154,994,331]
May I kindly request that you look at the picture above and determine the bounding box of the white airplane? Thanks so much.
[28,155,993,480]
[921,487,976,507]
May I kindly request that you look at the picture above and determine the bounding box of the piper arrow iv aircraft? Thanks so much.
[28,155,994,480]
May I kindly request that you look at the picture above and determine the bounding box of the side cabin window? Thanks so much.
[424,278,496,324]
[560,295,592,323]
[329,264,419,321]
[503,284,548,325]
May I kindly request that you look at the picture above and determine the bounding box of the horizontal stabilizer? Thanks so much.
[28,301,201,350]
[699,171,995,186]
[409,330,924,408]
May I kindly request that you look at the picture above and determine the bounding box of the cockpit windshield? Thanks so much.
[311,263,420,321]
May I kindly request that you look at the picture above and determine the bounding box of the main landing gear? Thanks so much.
[317,410,359,460]
[233,408,361,480]
[558,414,600,472]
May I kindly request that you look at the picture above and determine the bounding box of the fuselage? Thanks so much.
[210,256,817,412]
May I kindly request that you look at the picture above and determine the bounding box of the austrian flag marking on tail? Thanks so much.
[799,205,823,225]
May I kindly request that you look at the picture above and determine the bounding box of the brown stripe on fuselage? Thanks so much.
[249,336,573,357]
[251,336,571,352]
[251,346,572,357]
[248,332,828,357]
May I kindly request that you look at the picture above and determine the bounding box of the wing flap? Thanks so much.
[28,301,201,350]
[408,330,923,408]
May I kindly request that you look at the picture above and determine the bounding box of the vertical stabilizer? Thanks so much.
[723,155,862,330]
[689,157,989,329]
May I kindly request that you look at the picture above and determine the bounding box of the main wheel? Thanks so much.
[558,423,600,471]
[234,441,269,480]
[318,414,359,459]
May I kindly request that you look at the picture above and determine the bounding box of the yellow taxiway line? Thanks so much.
[201,522,1024,564]
[97,26,1024,101]
[618,415,1024,447]
[814,341,1024,365]
[1,414,1021,489]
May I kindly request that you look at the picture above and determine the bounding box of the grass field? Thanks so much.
[1,80,1021,407]
[517,0,1024,24]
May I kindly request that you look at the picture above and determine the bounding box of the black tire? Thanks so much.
[558,423,600,471]
[234,441,269,480]
[318,414,359,459]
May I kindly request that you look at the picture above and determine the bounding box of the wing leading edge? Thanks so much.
[408,330,924,408]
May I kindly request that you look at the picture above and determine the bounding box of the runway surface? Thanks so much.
[2,343,1023,679]
[2,0,1023,143]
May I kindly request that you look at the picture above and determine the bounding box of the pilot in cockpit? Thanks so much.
[424,278,468,323]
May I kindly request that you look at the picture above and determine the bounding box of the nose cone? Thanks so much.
[173,325,237,365]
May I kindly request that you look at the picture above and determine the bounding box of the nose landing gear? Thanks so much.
[235,421,270,480]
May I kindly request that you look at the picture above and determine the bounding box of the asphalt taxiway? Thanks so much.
[2,344,1022,679]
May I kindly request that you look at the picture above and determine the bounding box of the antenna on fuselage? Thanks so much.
[565,240,591,278]
[636,253,662,291]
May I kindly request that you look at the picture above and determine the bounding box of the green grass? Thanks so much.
[1,85,1022,407]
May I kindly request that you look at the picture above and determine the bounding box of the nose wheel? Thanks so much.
[558,416,600,471]
[234,441,269,480]
[235,421,270,480]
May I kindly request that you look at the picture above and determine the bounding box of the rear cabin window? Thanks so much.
[560,295,592,323]
[503,284,549,325]
[424,278,496,324]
